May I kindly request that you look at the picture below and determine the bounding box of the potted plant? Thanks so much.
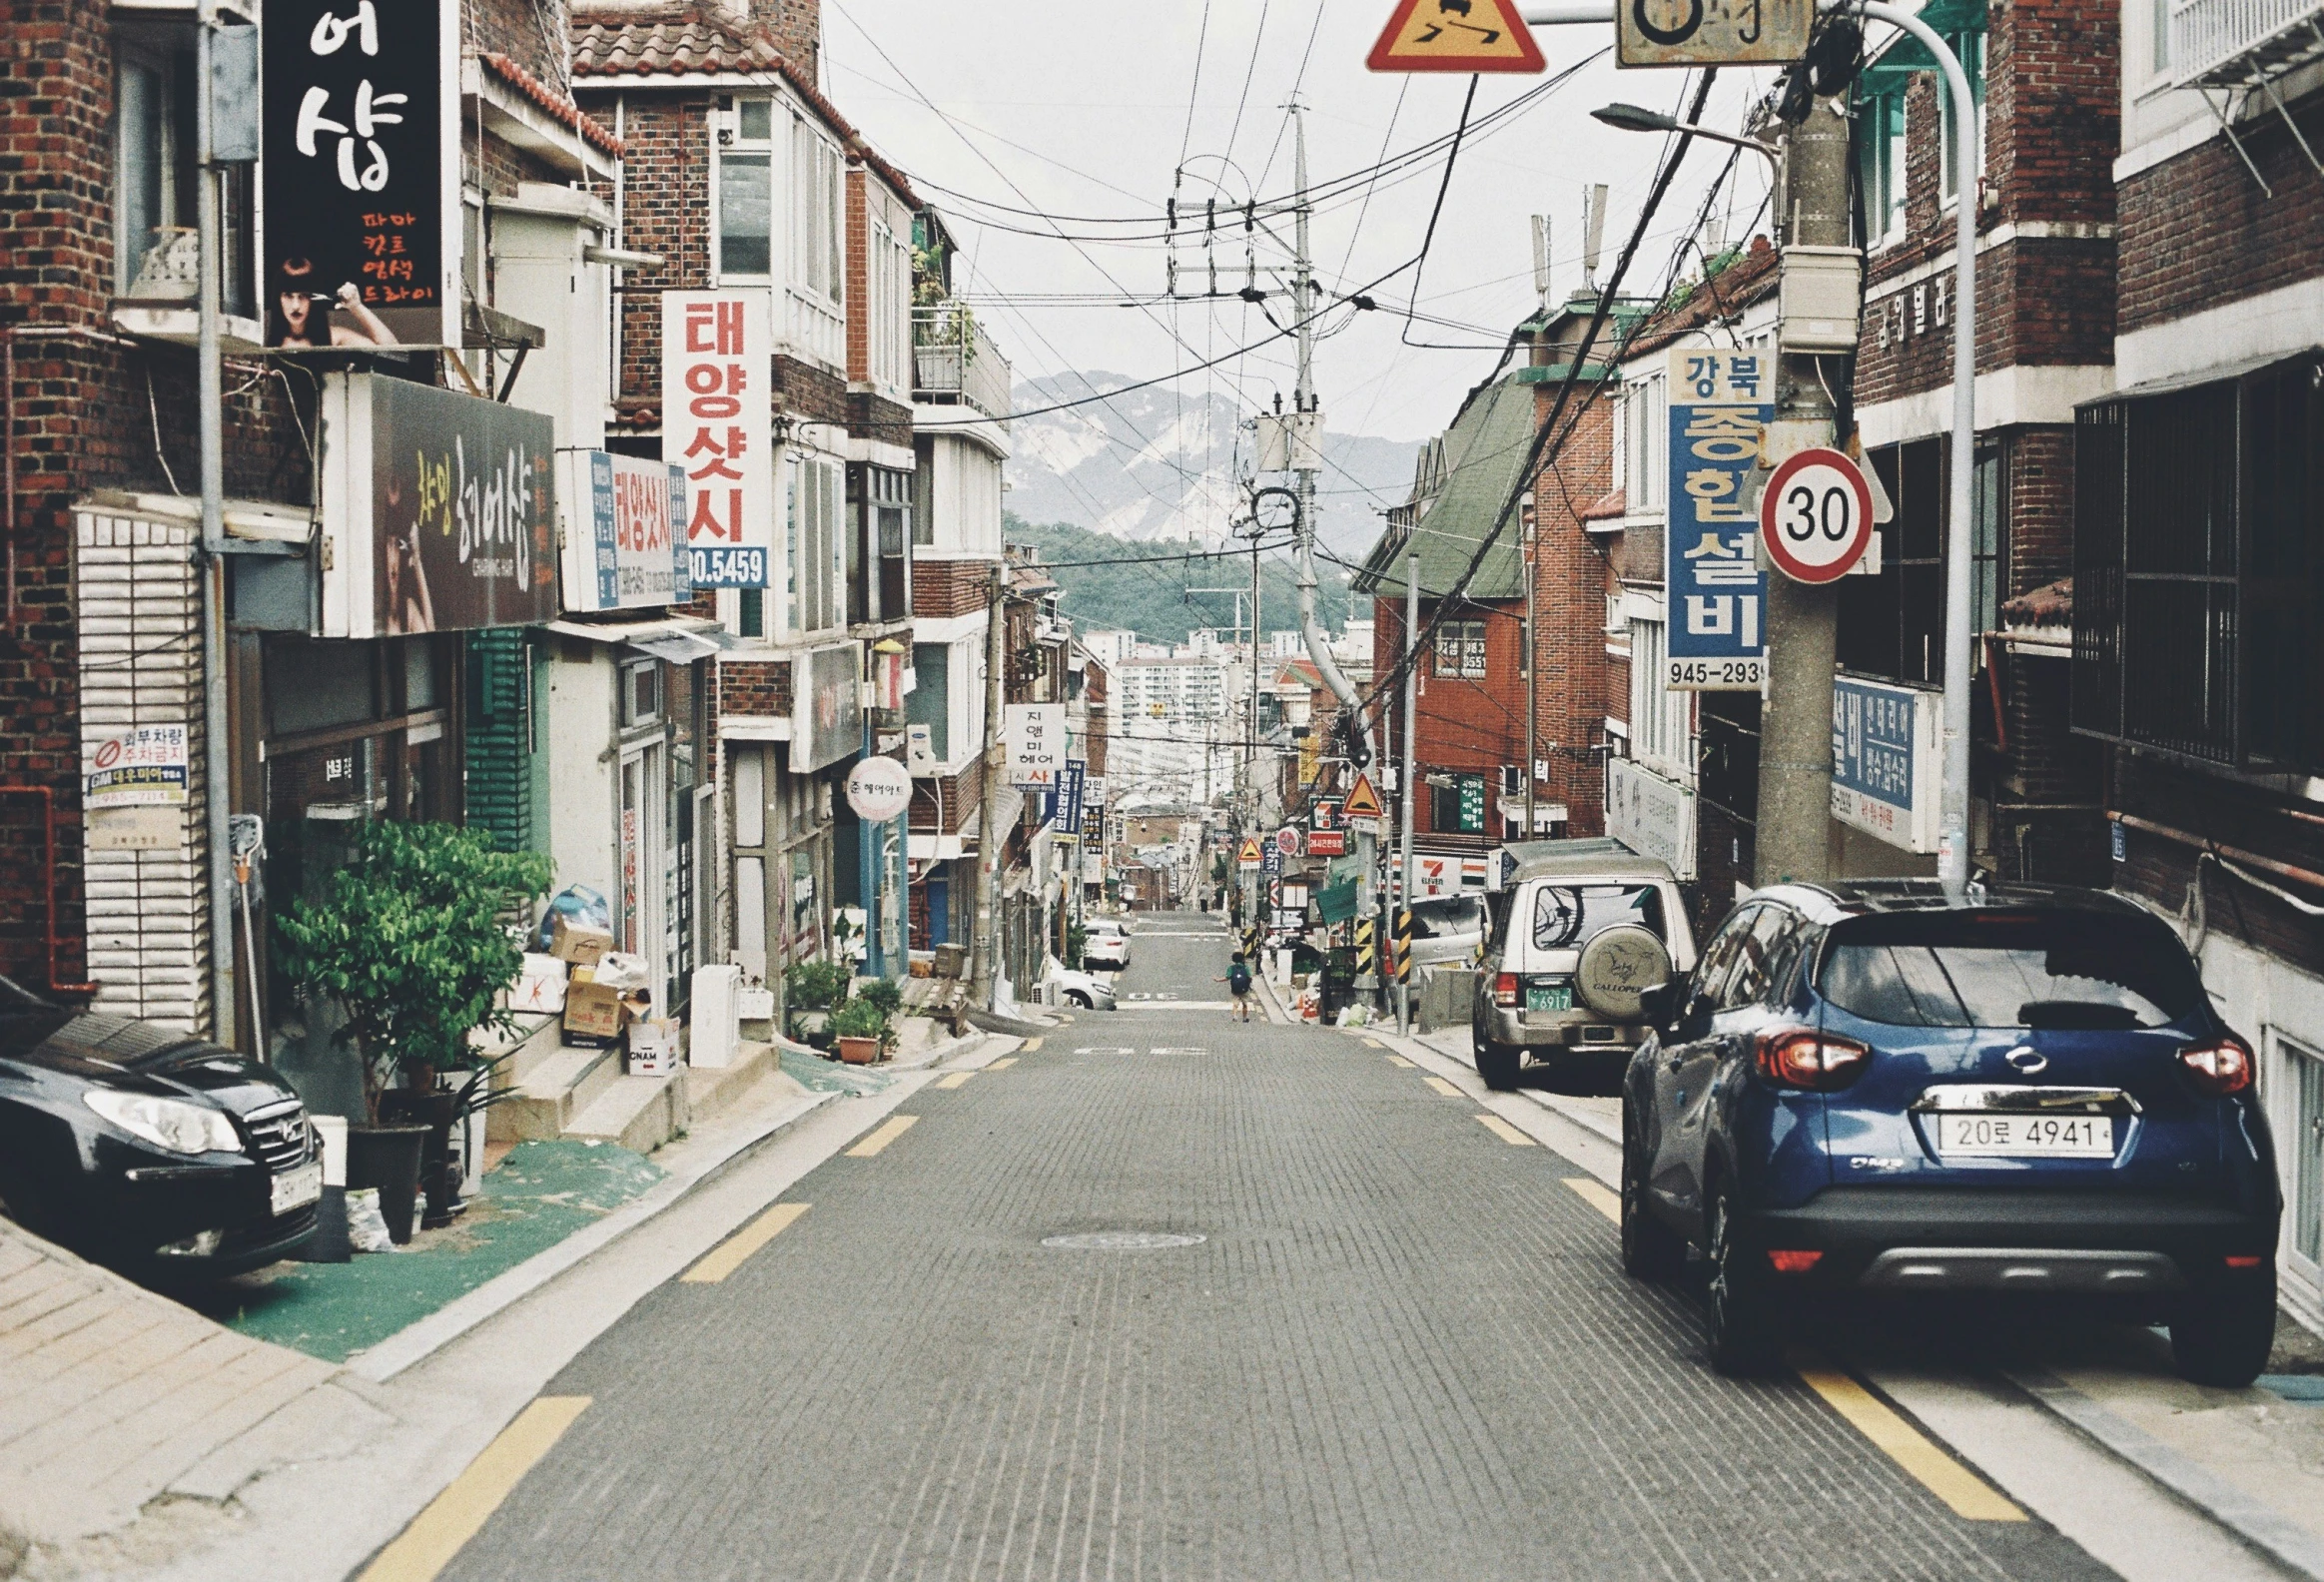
[278,822,551,1243]
[828,997,888,1065]
[784,959,852,1047]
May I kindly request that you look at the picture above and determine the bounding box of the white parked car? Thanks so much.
[1083,919,1130,970]
[1047,965,1118,1011]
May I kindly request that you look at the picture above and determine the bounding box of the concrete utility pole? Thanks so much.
[194,0,236,1051]
[1752,91,1853,888]
[1399,553,1419,1034]
[968,562,1008,1010]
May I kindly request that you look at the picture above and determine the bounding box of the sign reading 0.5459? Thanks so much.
[1664,349,1771,692]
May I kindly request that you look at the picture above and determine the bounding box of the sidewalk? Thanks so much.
[1387,1021,2324,1581]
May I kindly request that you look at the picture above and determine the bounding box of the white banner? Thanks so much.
[661,292,773,588]
[1606,757,1698,880]
[1005,703,1067,789]
[557,450,689,612]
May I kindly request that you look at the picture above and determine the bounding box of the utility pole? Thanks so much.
[1524,489,1537,842]
[194,0,237,1052]
[1753,92,1852,888]
[968,562,1008,1010]
[1398,553,1420,1034]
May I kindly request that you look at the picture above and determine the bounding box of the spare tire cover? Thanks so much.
[1574,924,1672,1020]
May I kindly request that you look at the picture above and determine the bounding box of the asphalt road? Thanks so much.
[432,912,2120,1581]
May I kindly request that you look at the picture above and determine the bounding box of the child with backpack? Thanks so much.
[1218,953,1254,1022]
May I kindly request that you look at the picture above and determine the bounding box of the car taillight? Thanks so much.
[1754,1029,1871,1091]
[1493,973,1519,1008]
[1767,1249,1823,1273]
[2178,1036,2253,1097]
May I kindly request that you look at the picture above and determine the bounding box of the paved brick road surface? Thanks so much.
[436,916,2113,1581]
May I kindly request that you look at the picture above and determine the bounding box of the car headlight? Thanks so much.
[84,1090,242,1156]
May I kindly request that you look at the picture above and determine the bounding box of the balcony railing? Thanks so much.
[2171,0,2324,86]
[913,305,1012,424]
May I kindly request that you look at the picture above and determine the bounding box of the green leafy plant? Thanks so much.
[856,978,904,1020]
[784,959,853,1011]
[1065,922,1089,967]
[828,998,889,1045]
[277,822,552,1123]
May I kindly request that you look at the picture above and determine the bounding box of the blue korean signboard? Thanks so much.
[1665,349,1771,691]
[1050,759,1087,836]
[1831,675,1938,853]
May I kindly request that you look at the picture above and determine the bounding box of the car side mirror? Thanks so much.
[1639,980,1681,1033]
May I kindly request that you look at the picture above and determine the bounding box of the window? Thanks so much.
[1938,29,1987,203]
[1839,438,1961,686]
[1970,447,2003,645]
[115,25,255,312]
[1531,884,1668,950]
[785,451,846,634]
[2077,355,2324,769]
[792,120,843,303]
[619,661,662,729]
[716,98,775,279]
[871,219,912,393]
[2151,0,2172,74]
[1819,911,2203,1029]
[1434,619,1487,678]
[1628,617,1692,777]
[912,435,936,545]
[1622,373,1668,510]
[1857,89,1908,243]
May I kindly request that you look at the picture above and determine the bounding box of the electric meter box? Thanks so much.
[1778,246,1865,355]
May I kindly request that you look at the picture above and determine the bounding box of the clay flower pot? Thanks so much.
[836,1035,879,1065]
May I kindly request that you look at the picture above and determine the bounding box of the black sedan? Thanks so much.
[0,976,320,1275]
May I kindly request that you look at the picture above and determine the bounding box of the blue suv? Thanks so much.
[1620,881,2281,1384]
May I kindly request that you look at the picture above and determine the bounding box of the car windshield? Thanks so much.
[1818,909,2205,1029]
[1410,898,1480,939]
[1532,885,1666,950]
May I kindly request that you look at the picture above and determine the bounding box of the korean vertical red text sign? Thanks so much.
[662,292,774,588]
[263,0,457,348]
[1664,349,1772,691]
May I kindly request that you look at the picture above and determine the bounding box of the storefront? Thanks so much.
[724,641,860,992]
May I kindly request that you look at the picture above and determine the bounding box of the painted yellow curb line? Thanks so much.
[988,1056,1018,1069]
[1474,1114,1536,1146]
[680,1202,809,1284]
[1423,1076,1464,1099]
[1562,1177,1622,1221]
[933,1071,976,1090]
[1796,1366,2027,1522]
[358,1396,591,1582]
[1385,1054,1415,1069]
[846,1114,919,1157]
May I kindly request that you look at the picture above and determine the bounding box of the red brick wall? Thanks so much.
[1532,394,1615,832]
[588,93,710,427]
[909,770,976,835]
[720,658,792,719]
[1371,594,1527,840]
[2118,103,2324,336]
[753,0,819,75]
[778,354,849,426]
[913,556,991,619]
[845,166,869,385]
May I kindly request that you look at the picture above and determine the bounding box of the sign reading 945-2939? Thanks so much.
[1665,348,1771,692]
[1618,0,1813,66]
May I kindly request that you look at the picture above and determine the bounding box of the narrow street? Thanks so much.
[423,915,2108,1582]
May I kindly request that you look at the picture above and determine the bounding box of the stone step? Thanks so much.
[564,1067,691,1155]
[490,1041,624,1143]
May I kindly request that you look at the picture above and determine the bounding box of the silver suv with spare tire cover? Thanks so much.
[1472,841,1696,1094]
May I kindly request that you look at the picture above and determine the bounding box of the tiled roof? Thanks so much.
[2003,576,2072,628]
[480,51,624,157]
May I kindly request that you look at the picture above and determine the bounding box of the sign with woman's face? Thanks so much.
[368,377,556,632]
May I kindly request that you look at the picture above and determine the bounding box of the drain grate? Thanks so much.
[1040,1231,1206,1250]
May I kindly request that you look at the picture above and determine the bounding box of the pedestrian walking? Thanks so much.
[1217,953,1254,1022]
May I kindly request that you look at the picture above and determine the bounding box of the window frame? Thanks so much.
[1433,618,1488,680]
[1937,27,1988,206]
[713,96,778,283]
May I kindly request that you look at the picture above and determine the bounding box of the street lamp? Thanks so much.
[1590,104,1781,171]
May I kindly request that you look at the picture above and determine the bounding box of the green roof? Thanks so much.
[1356,376,1535,601]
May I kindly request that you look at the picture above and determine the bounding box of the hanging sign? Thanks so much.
[1306,827,1346,857]
[1759,447,1875,584]
[1832,676,1940,853]
[1666,348,1772,691]
[556,450,689,612]
[1005,703,1068,788]
[1054,759,1088,835]
[1367,0,1546,71]
[1618,0,1814,67]
[1275,826,1303,857]
[263,0,458,347]
[1342,773,1384,820]
[844,755,913,823]
[662,292,774,588]
[1237,836,1264,869]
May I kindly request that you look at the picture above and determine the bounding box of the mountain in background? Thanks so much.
[1007,512,1361,650]
[1006,372,1420,561]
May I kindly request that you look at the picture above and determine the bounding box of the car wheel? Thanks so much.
[1703,1174,1783,1377]
[1620,1110,1685,1281]
[1474,1030,1520,1092]
[1066,992,1093,1009]
[2170,1265,2278,1388]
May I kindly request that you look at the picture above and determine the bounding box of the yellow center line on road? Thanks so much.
[1795,1364,2028,1522]
[680,1202,809,1283]
[987,1056,1018,1069]
[1423,1076,1464,1099]
[1475,1114,1537,1147]
[1385,1055,1415,1069]
[1562,1178,1622,1222]
[933,1071,976,1090]
[846,1114,919,1157]
[1360,1038,1385,1050]
[357,1395,591,1582]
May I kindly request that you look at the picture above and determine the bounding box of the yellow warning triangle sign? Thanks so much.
[1343,773,1384,820]
[1237,836,1264,865]
[1367,0,1546,72]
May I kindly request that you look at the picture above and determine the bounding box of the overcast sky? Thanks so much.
[822,2,1783,452]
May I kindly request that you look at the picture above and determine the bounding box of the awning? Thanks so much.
[626,630,720,663]
[957,786,1026,842]
[540,613,719,646]
[1314,877,1359,925]
[1861,0,1987,93]
[2082,348,2324,405]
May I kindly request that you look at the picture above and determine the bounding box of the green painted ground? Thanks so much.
[778,1046,896,1095]
[208,1140,664,1362]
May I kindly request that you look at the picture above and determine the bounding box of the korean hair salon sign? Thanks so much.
[556,451,690,613]
[662,293,775,588]
[319,373,557,636]
[263,0,458,348]
[1664,349,1771,692]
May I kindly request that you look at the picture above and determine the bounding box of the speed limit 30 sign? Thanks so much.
[1759,447,1874,584]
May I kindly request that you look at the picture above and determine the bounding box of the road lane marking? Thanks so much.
[1385,1054,1415,1069]
[1475,1114,1537,1146]
[1796,1365,2027,1522]
[1076,1046,1136,1055]
[357,1395,591,1582]
[846,1115,919,1157]
[988,1056,1018,1069]
[1361,1038,1386,1050]
[933,1071,976,1090]
[681,1202,809,1283]
[1020,1038,1042,1052]
[1423,1076,1464,1099]
[1563,1178,1622,1221]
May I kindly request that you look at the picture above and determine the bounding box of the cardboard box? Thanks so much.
[562,980,623,1045]
[509,953,568,1014]
[549,914,613,968]
[625,1018,681,1077]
